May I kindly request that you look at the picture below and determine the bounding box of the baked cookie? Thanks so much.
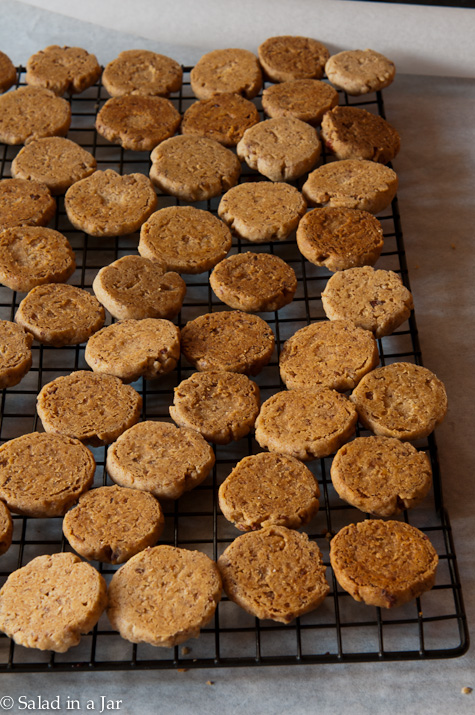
[190,48,262,100]
[262,79,338,125]
[26,45,101,96]
[331,436,432,517]
[321,266,414,338]
[85,318,180,383]
[321,106,400,164]
[0,501,12,556]
[0,86,71,144]
[106,420,215,501]
[65,170,157,237]
[0,51,16,94]
[0,178,56,229]
[181,311,275,375]
[0,552,107,652]
[209,251,297,312]
[329,520,438,608]
[11,137,97,195]
[218,452,319,531]
[107,545,221,648]
[37,370,142,446]
[0,432,95,517]
[96,95,181,152]
[350,362,448,441]
[181,93,260,146]
[325,49,396,96]
[170,371,260,445]
[218,182,307,243]
[237,117,321,182]
[139,206,232,274]
[218,525,329,623]
[296,207,384,272]
[258,35,330,82]
[63,485,164,564]
[255,387,357,461]
[102,50,182,97]
[149,135,241,202]
[0,320,33,389]
[92,255,186,321]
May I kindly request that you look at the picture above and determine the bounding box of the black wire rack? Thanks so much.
[0,66,468,672]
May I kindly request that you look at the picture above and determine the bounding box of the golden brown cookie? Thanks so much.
[258,35,330,82]
[139,206,232,274]
[26,45,101,95]
[0,501,12,556]
[331,436,432,517]
[102,50,183,97]
[181,93,260,146]
[37,370,142,446]
[218,525,329,623]
[350,362,448,441]
[262,79,338,125]
[0,178,56,229]
[0,86,71,144]
[218,452,319,531]
[190,48,262,100]
[106,420,215,500]
[329,520,438,608]
[325,49,396,96]
[0,320,33,389]
[321,106,400,164]
[107,545,221,648]
[0,51,16,94]
[0,552,107,652]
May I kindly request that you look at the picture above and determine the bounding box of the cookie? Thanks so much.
[218,525,329,623]
[0,501,12,556]
[321,266,413,338]
[236,117,321,182]
[149,135,241,202]
[63,485,164,564]
[190,48,262,100]
[181,93,260,146]
[255,387,357,461]
[15,283,105,346]
[0,178,56,229]
[85,318,180,383]
[170,371,260,445]
[106,420,215,501]
[258,35,330,82]
[296,207,384,272]
[325,49,396,96]
[0,51,16,94]
[329,520,438,608]
[321,106,400,164]
[302,159,398,214]
[0,552,107,652]
[0,86,71,145]
[349,362,448,441]
[102,50,182,97]
[37,370,142,446]
[65,170,158,237]
[139,206,232,274]
[96,94,181,152]
[26,45,101,96]
[181,310,275,375]
[218,452,319,531]
[0,320,33,389]
[107,545,221,648]
[11,137,97,195]
[0,432,95,517]
[92,255,186,321]
[209,251,297,312]
[218,182,307,243]
[262,79,338,125]
[331,436,432,517]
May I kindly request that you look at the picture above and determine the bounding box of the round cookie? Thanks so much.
[350,362,448,441]
[107,545,221,648]
[218,525,329,623]
[0,320,33,389]
[325,49,396,96]
[258,35,330,82]
[321,106,400,164]
[170,371,260,445]
[331,436,432,517]
[255,387,357,461]
[0,432,95,517]
[85,319,180,383]
[218,182,307,243]
[96,95,181,152]
[26,45,101,96]
[106,420,215,501]
[181,311,275,375]
[64,170,158,237]
[15,283,105,346]
[102,49,182,97]
[0,51,16,94]
[209,252,297,312]
[0,86,71,145]
[321,266,414,338]
[218,452,320,531]
[11,137,97,195]
[139,206,232,274]
[0,178,56,229]
[37,370,142,446]
[0,501,12,556]
[190,48,262,100]
[181,93,260,146]
[296,207,384,272]
[236,117,321,182]
[0,552,107,652]
[63,485,164,564]
[92,255,186,321]
[329,520,438,608]
[262,79,339,125]
[279,320,379,391]
[149,135,241,202]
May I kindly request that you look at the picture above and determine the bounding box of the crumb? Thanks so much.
[177,668,189,673]
[451,244,456,250]
[461,687,472,695]
[324,531,332,541]
[182,646,191,655]
[418,611,423,617]
[414,265,419,269]
[206,680,215,686]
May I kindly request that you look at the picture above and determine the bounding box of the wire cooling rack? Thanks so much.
[0,66,468,671]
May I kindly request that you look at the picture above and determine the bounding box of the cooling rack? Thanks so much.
[0,66,468,671]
